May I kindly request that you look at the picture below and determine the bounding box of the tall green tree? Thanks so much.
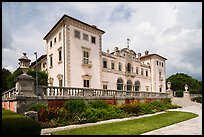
[2,68,12,92]
[6,68,48,89]
[166,73,202,94]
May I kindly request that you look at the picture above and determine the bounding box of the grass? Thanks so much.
[53,111,198,135]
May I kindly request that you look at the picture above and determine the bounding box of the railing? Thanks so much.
[2,87,17,99]
[38,86,168,99]
[2,86,169,100]
[190,94,202,98]
[125,71,136,78]
[82,59,92,68]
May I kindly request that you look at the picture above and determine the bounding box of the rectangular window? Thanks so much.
[50,41,52,48]
[157,61,158,65]
[111,62,114,69]
[74,30,80,39]
[146,86,149,92]
[91,36,96,44]
[162,62,163,67]
[159,70,162,76]
[83,51,89,64]
[159,87,162,92]
[118,62,122,71]
[83,80,89,88]
[103,85,107,89]
[54,37,56,44]
[103,60,107,68]
[59,32,61,42]
[83,33,89,41]
[49,55,53,68]
[141,68,144,75]
[59,50,62,62]
[146,70,148,76]
[43,62,46,68]
[136,67,139,74]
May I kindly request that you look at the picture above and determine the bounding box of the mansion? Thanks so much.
[31,14,167,93]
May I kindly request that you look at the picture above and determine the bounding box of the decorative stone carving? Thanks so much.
[15,53,35,97]
[183,84,190,100]
[185,84,188,92]
[167,81,171,89]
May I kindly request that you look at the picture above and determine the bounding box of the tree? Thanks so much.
[166,73,202,94]
[2,68,12,92]
[6,68,48,89]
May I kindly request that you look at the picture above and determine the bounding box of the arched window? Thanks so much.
[127,80,132,91]
[126,63,131,72]
[117,78,123,90]
[135,80,140,91]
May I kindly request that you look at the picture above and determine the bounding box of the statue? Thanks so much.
[185,84,188,92]
[167,81,171,90]
[183,84,190,100]
[166,81,173,97]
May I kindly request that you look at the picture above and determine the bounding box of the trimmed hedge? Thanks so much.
[2,109,41,135]
[192,96,202,103]
[175,90,183,97]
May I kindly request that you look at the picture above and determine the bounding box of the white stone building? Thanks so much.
[41,14,167,92]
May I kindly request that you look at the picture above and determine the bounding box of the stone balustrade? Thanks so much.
[2,86,169,100]
[2,87,17,100]
[37,86,168,99]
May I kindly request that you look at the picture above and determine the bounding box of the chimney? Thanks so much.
[107,49,109,54]
[138,53,141,60]
[92,25,97,28]
[145,50,149,56]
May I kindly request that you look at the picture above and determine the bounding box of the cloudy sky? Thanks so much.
[2,2,202,80]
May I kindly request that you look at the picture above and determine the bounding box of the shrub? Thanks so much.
[192,96,202,103]
[2,109,41,135]
[87,100,109,109]
[118,99,181,116]
[64,100,86,115]
[118,101,141,115]
[28,104,48,112]
[80,105,127,123]
[38,107,48,122]
[175,90,183,97]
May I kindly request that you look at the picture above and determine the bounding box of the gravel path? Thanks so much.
[142,99,202,135]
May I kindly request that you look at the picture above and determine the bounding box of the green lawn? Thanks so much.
[53,111,198,135]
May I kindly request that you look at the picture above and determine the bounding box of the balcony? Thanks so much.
[82,59,92,68]
[125,71,136,78]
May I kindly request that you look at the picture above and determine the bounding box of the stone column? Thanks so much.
[14,53,38,114]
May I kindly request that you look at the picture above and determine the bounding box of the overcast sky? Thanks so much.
[2,2,202,81]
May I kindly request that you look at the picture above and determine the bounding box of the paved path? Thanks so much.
[41,98,202,135]
[142,98,202,135]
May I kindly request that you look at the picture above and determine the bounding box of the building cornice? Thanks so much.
[43,14,105,40]
[141,53,167,60]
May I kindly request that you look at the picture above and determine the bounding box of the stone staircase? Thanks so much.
[171,97,200,107]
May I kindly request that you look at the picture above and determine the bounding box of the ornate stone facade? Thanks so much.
[42,14,167,92]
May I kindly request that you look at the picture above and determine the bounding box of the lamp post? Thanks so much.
[34,52,38,104]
